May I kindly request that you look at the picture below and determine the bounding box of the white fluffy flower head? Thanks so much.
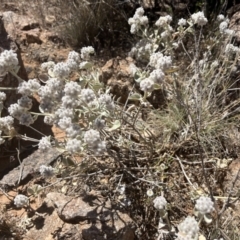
[191,12,208,26]
[178,18,187,27]
[225,44,239,56]
[0,92,6,102]
[128,7,148,34]
[149,69,165,84]
[84,129,100,145]
[153,196,167,210]
[140,78,154,92]
[81,89,96,103]
[219,21,228,33]
[41,61,55,71]
[81,46,95,60]
[217,14,225,21]
[66,138,82,153]
[38,136,51,151]
[155,15,172,27]
[39,165,55,178]
[52,62,70,79]
[177,216,199,239]
[0,50,19,76]
[195,196,214,215]
[14,194,29,208]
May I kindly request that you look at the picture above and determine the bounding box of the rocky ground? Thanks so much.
[0,1,240,240]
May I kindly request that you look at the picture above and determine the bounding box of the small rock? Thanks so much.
[46,192,97,222]
[46,192,136,240]
[26,28,42,44]
[0,148,61,186]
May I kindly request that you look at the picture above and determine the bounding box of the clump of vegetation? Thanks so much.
[0,3,240,240]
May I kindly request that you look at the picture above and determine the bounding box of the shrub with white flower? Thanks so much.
[0,8,239,239]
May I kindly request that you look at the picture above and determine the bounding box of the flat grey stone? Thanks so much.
[46,192,136,240]
[0,148,61,186]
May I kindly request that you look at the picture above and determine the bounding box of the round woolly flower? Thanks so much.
[39,165,55,178]
[67,51,80,63]
[178,18,187,26]
[195,196,214,215]
[80,89,96,103]
[52,62,70,79]
[18,79,41,97]
[0,50,19,75]
[153,196,167,210]
[58,116,72,130]
[219,21,228,33]
[47,78,65,92]
[14,194,29,208]
[217,14,225,21]
[66,59,79,71]
[0,92,6,102]
[66,123,81,138]
[8,103,25,119]
[84,129,101,146]
[41,61,55,71]
[191,12,208,26]
[18,96,32,110]
[0,116,14,133]
[225,44,239,56]
[81,46,95,60]
[18,81,32,96]
[161,30,171,39]
[66,138,82,153]
[135,7,144,17]
[130,24,137,34]
[155,15,172,27]
[55,107,74,120]
[149,52,163,68]
[64,81,81,97]
[61,95,79,109]
[38,136,51,151]
[177,216,199,239]
[128,7,148,34]
[140,78,155,92]
[39,99,56,113]
[224,29,235,35]
[19,112,34,126]
[156,55,172,71]
[149,69,165,84]
[44,115,54,125]
[98,94,115,111]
